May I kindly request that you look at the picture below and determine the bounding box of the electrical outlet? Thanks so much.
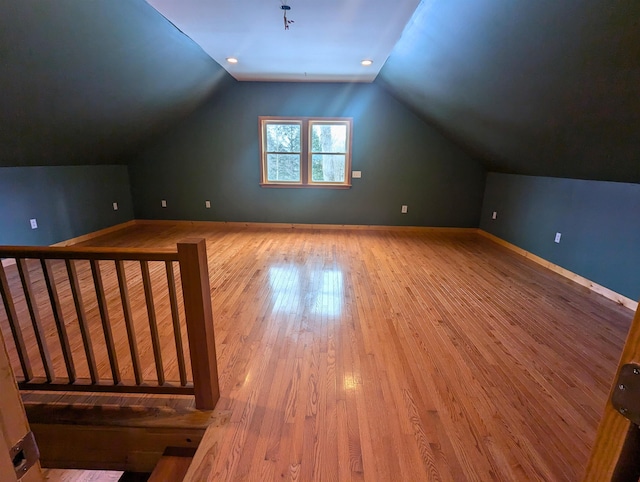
[401,205,408,214]
[555,232,562,243]
[161,200,167,208]
[113,202,118,211]
[492,211,497,220]
[29,218,38,229]
[352,170,362,179]
[205,200,211,208]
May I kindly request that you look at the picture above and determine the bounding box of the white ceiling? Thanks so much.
[146,0,421,82]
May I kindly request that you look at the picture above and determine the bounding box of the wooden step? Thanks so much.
[25,403,230,473]
[147,448,195,482]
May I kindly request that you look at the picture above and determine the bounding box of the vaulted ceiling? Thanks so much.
[379,0,640,183]
[1,0,639,183]
[0,0,231,167]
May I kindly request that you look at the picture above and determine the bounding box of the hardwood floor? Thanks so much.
[2,224,634,481]
[42,469,122,482]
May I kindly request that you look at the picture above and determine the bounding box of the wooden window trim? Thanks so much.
[259,116,352,188]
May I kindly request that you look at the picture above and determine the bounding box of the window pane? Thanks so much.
[266,124,301,152]
[311,154,346,182]
[311,124,347,153]
[267,154,301,182]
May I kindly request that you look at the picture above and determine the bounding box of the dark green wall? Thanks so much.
[0,166,133,246]
[480,173,640,300]
[129,82,485,227]
[1,0,231,167]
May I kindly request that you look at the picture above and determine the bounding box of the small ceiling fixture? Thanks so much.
[281,1,294,30]
[361,59,373,66]
[226,57,238,64]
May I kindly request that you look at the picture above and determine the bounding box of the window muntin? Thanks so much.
[260,117,352,188]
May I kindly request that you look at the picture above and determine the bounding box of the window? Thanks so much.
[259,117,352,188]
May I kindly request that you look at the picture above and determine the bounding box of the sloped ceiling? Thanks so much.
[379,0,640,183]
[1,0,639,184]
[0,0,231,167]
[146,0,420,82]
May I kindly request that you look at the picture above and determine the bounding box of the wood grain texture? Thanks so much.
[115,260,142,385]
[177,239,220,410]
[148,455,192,482]
[17,258,54,382]
[65,259,99,384]
[50,221,137,248]
[41,468,122,481]
[141,261,164,385]
[26,404,228,473]
[478,230,638,311]
[2,224,634,481]
[91,260,121,385]
[0,262,32,380]
[584,295,640,480]
[41,259,76,383]
[0,250,195,396]
[0,329,43,482]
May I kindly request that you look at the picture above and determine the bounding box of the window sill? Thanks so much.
[260,183,352,189]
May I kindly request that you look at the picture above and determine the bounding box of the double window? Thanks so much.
[259,117,352,188]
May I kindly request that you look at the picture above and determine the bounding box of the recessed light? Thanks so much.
[361,59,373,66]
[226,57,238,64]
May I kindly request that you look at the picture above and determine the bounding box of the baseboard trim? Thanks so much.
[50,220,137,247]
[478,230,638,312]
[134,219,477,233]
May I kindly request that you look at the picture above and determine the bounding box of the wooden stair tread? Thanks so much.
[25,405,230,472]
[148,448,195,482]
[25,404,228,429]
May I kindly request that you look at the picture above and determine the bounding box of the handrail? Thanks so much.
[0,245,178,262]
[0,239,219,410]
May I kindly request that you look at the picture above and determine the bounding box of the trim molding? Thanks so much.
[50,220,137,247]
[478,230,638,312]
[2,220,137,266]
[134,219,477,233]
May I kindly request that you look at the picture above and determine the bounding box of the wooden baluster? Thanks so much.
[41,259,76,383]
[90,260,121,385]
[16,259,54,382]
[0,261,33,381]
[177,239,220,410]
[115,260,143,385]
[65,259,99,384]
[141,261,165,385]
[166,261,187,386]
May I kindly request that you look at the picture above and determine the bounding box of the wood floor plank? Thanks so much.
[1,225,633,481]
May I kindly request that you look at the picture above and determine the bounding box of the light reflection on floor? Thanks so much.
[268,266,343,317]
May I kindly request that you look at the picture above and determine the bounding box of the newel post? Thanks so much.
[177,239,220,410]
